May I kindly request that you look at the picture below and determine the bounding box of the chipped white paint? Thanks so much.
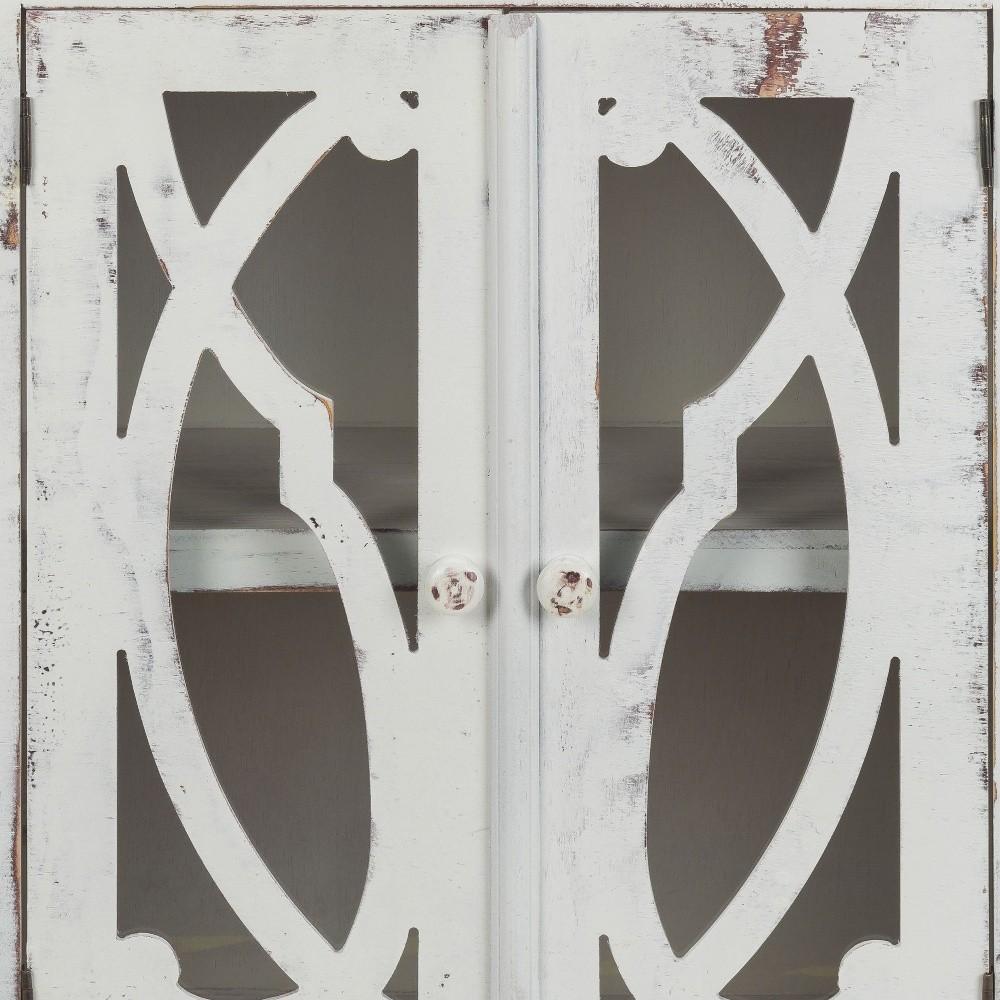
[992,17,1000,988]
[537,11,989,999]
[487,16,541,1000]
[167,527,406,592]
[536,557,597,617]
[10,0,1000,9]
[5,9,995,1000]
[27,10,491,998]
[0,7,17,1000]
[615,528,849,593]
[167,527,849,593]
[426,556,485,613]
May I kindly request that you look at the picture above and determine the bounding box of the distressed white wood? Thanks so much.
[168,528,409,592]
[613,528,849,594]
[11,0,1000,11]
[0,7,17,1000]
[165,420,848,591]
[537,11,990,999]
[167,527,849,594]
[27,10,492,998]
[487,15,540,1000]
[0,11,982,996]
[992,24,1000,989]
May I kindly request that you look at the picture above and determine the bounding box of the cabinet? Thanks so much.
[9,5,995,1000]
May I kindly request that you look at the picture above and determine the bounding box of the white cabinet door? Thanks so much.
[535,12,990,1000]
[26,11,492,999]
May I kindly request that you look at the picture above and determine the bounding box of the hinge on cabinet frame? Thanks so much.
[980,98,994,187]
[984,969,995,1000]
[19,966,32,1000]
[19,96,31,187]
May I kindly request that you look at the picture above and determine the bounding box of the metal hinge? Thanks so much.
[980,98,994,187]
[19,966,32,1000]
[984,969,995,1000]
[20,95,31,187]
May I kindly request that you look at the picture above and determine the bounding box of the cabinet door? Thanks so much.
[26,11,492,999]
[535,12,990,1000]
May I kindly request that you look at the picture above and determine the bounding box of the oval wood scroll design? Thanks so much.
[533,12,990,1000]
[23,11,485,1000]
[114,108,414,995]
[605,124,893,1000]
[48,12,493,992]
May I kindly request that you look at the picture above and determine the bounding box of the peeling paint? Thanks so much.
[0,205,17,252]
[756,12,805,97]
[711,130,762,184]
[505,12,533,39]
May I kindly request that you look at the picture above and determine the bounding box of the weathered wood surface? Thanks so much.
[27,10,491,998]
[167,527,849,594]
[164,424,849,591]
[8,0,999,10]
[537,10,990,998]
[171,425,847,531]
[992,14,1000,987]
[0,8,18,1000]
[486,18,540,1000]
[11,7,997,1000]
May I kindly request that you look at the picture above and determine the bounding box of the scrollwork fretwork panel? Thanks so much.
[536,11,989,1000]
[23,7,991,1000]
[26,10,491,999]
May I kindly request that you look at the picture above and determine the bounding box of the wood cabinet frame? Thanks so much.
[4,3,997,999]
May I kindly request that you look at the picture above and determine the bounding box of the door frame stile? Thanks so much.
[488,13,541,1000]
[0,6,19,1000]
[983,5,1000,1000]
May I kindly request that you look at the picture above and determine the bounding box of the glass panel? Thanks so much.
[118,591,404,998]
[118,646,297,1000]
[699,98,853,233]
[384,928,419,1000]
[599,934,634,999]
[598,141,784,523]
[723,661,900,999]
[846,173,900,444]
[163,91,316,226]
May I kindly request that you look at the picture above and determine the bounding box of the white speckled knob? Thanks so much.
[537,557,596,617]
[426,557,485,614]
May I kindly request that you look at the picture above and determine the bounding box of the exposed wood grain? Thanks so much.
[6,0,997,10]
[165,425,848,592]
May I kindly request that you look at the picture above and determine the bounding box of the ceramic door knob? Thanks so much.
[426,556,485,614]
[537,556,596,617]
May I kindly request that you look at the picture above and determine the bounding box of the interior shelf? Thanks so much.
[167,426,847,593]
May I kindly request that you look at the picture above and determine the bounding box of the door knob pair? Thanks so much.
[426,555,597,616]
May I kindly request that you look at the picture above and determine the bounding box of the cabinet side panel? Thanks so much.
[0,10,18,1000]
